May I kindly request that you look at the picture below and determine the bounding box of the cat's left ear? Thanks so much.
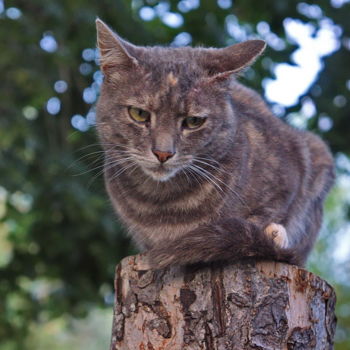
[203,40,266,79]
[96,18,139,78]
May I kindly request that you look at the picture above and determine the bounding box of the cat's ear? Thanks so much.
[96,18,139,77]
[203,40,266,79]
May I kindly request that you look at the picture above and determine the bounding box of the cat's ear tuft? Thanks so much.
[203,40,266,79]
[96,19,138,77]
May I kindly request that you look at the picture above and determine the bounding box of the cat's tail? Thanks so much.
[148,218,299,269]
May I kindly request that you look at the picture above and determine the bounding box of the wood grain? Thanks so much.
[110,255,336,350]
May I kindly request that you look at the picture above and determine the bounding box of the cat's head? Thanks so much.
[95,19,265,182]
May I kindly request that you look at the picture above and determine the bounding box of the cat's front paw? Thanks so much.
[264,223,289,248]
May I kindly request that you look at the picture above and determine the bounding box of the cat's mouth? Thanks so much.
[141,164,180,182]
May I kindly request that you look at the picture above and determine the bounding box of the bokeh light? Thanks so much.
[171,32,192,46]
[54,80,68,94]
[40,33,58,53]
[6,7,22,19]
[46,97,61,115]
[71,114,89,132]
[161,12,184,28]
[139,6,156,21]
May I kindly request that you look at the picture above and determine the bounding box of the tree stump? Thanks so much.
[110,255,336,350]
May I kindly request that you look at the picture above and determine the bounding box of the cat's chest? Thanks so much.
[107,178,225,245]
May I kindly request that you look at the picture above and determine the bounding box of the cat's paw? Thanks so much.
[264,223,289,248]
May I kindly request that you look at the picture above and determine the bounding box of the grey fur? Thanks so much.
[95,19,334,269]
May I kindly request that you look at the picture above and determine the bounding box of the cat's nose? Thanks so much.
[152,149,175,163]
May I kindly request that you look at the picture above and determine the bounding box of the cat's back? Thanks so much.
[230,81,307,154]
[229,81,334,195]
[230,81,294,134]
[230,81,329,153]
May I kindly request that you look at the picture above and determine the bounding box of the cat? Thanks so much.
[95,19,335,269]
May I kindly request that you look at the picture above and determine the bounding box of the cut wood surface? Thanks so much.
[110,255,336,350]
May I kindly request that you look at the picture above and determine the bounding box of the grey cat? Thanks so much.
[95,19,334,269]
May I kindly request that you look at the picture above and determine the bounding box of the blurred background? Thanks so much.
[0,0,349,349]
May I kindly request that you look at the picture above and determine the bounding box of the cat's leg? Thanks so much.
[279,133,335,264]
[283,199,323,266]
[148,217,296,269]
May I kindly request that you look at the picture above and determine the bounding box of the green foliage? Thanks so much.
[0,0,349,348]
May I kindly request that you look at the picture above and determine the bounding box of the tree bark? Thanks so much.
[110,255,336,350]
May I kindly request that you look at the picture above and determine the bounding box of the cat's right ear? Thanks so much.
[96,19,139,78]
[201,40,266,81]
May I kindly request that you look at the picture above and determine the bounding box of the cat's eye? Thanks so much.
[182,116,206,130]
[128,106,151,123]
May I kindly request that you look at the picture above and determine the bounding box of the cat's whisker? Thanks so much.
[88,157,138,186]
[87,169,107,188]
[88,160,134,187]
[191,166,241,205]
[73,164,105,176]
[87,160,123,186]
[81,154,106,170]
[195,156,228,170]
[109,164,140,192]
[195,155,221,166]
[105,147,143,159]
[109,161,139,183]
[194,157,232,175]
[104,157,137,168]
[128,164,139,177]
[70,144,135,171]
[71,143,132,171]
[74,142,117,152]
[67,151,106,171]
[74,143,103,152]
[193,158,223,173]
[179,167,192,185]
[189,164,225,194]
[74,156,135,177]
[93,120,109,125]
[183,167,202,188]
[193,163,232,191]
[196,156,255,194]
[188,167,227,201]
[192,161,250,209]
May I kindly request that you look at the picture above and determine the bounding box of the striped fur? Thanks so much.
[95,20,334,269]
